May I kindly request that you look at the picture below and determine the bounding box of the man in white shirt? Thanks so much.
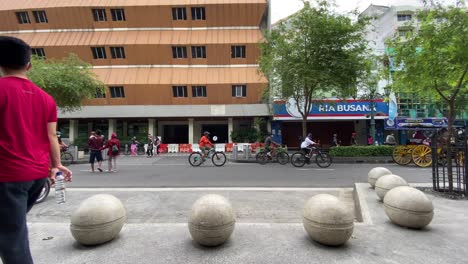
[301,133,316,158]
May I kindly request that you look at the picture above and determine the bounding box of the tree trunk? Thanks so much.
[302,117,307,138]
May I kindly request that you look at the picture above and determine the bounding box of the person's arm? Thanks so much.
[48,122,72,182]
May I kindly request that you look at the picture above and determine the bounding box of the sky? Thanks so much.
[270,0,457,22]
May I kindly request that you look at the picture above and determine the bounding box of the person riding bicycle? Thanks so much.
[301,133,317,159]
[264,133,280,158]
[199,131,214,159]
[57,131,68,151]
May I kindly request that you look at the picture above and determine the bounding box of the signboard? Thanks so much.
[273,98,389,120]
[384,117,448,130]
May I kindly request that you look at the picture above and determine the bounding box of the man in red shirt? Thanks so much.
[0,36,72,264]
[199,131,214,159]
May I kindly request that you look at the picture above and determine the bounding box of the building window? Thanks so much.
[92,9,107,21]
[110,47,126,59]
[191,7,206,20]
[191,46,206,59]
[398,30,411,37]
[231,45,246,58]
[109,86,125,98]
[91,47,107,59]
[192,86,207,97]
[232,85,247,97]
[397,14,412,21]
[31,48,46,58]
[32,10,48,23]
[172,7,187,20]
[172,46,188,59]
[111,9,126,21]
[16,12,30,24]
[173,86,188,97]
[95,88,106,98]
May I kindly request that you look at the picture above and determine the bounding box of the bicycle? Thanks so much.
[291,147,332,168]
[188,148,227,167]
[255,145,289,165]
[60,147,74,166]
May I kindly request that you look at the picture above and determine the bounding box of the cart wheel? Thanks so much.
[392,146,412,165]
[412,145,432,168]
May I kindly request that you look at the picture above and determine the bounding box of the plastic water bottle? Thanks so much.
[55,172,66,204]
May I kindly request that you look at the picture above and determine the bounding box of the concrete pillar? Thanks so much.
[69,120,78,143]
[253,117,260,131]
[108,119,116,139]
[188,118,194,144]
[228,118,234,143]
[158,123,164,140]
[148,118,156,137]
[267,118,272,133]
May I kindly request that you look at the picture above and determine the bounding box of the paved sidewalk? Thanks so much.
[25,185,468,264]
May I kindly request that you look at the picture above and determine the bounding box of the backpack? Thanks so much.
[111,143,119,155]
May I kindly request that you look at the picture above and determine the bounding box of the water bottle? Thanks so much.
[55,172,66,204]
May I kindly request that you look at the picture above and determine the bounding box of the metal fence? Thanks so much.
[431,128,467,196]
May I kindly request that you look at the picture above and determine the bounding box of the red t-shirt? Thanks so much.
[199,136,213,147]
[0,76,57,182]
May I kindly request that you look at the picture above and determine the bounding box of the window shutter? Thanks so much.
[172,86,177,97]
[183,86,188,97]
[242,85,247,97]
[232,86,236,97]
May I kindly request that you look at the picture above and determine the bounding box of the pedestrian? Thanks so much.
[106,133,120,172]
[154,136,161,155]
[0,36,72,264]
[88,130,104,172]
[331,133,339,147]
[367,134,373,145]
[351,132,357,145]
[146,134,154,157]
[130,136,139,156]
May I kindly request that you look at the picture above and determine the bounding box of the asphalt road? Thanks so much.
[65,155,433,188]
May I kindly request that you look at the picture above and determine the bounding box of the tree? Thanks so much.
[259,0,370,137]
[388,1,467,191]
[27,54,105,112]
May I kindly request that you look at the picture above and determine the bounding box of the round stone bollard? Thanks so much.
[368,167,392,188]
[70,194,126,246]
[375,174,408,201]
[384,186,434,229]
[302,194,354,246]
[188,194,236,247]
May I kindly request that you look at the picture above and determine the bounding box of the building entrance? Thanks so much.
[201,125,229,143]
[164,125,188,144]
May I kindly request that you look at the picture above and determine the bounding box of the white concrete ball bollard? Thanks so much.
[368,167,392,188]
[384,186,434,229]
[302,194,354,246]
[188,194,236,247]
[70,194,126,246]
[375,174,408,201]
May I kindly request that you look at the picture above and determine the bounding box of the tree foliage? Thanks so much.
[387,2,467,126]
[27,54,104,112]
[259,0,370,136]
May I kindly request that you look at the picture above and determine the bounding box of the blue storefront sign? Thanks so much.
[273,98,389,120]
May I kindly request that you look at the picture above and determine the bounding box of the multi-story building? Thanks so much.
[0,0,270,144]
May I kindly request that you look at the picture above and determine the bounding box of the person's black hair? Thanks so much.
[96,129,102,136]
[0,36,31,70]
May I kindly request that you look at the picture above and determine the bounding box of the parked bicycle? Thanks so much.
[291,147,332,168]
[256,145,289,165]
[60,146,74,166]
[189,148,227,167]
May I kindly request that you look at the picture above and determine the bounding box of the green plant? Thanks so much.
[71,136,89,151]
[231,128,259,143]
[329,146,394,157]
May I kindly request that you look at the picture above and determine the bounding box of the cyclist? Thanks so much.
[199,131,214,159]
[301,133,317,159]
[57,131,68,151]
[264,133,280,158]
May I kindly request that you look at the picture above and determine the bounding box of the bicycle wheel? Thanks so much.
[277,152,289,165]
[316,152,332,168]
[35,179,50,204]
[61,152,74,165]
[189,152,203,167]
[256,152,269,165]
[291,152,306,167]
[212,152,227,166]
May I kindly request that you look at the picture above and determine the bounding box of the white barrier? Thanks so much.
[215,144,226,152]
[191,143,200,152]
[168,144,179,153]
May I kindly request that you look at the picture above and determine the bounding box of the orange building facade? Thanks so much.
[0,0,270,144]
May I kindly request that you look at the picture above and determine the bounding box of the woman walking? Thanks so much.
[130,136,139,156]
[106,133,121,172]
[146,134,154,157]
